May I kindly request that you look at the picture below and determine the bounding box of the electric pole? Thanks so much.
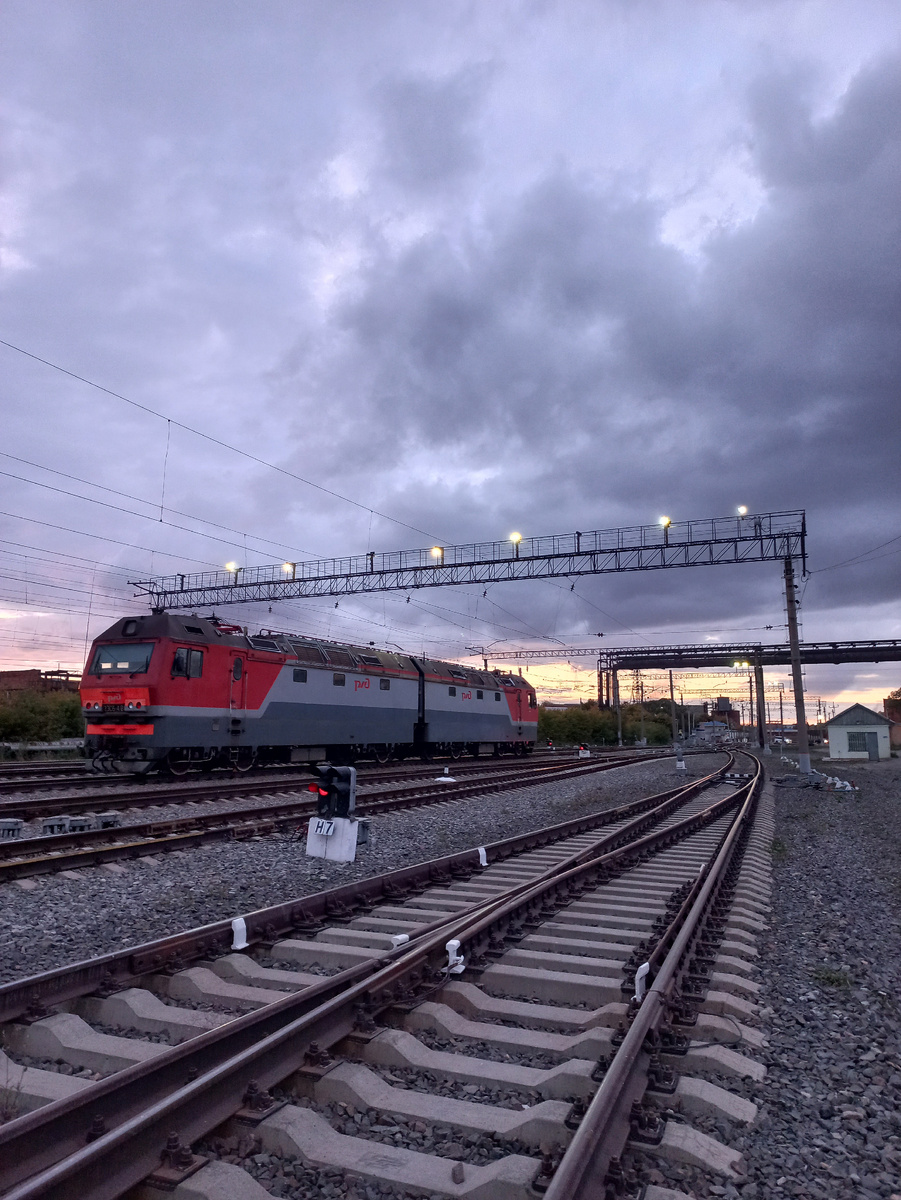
[784,556,811,774]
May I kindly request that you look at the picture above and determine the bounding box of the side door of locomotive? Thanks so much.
[509,682,523,728]
[229,654,247,711]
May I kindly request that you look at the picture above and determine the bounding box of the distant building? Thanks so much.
[713,696,741,730]
[825,703,892,761]
[885,697,901,750]
[0,670,80,700]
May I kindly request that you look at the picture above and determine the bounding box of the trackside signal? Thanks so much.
[333,766,357,817]
[307,764,356,818]
[308,763,338,816]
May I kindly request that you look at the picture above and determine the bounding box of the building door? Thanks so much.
[865,732,879,761]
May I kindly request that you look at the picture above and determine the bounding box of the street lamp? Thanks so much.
[737,505,748,516]
[282,562,296,579]
[659,516,671,546]
[430,546,444,564]
[509,531,522,558]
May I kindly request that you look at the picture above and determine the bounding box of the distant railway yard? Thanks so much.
[0,752,898,1200]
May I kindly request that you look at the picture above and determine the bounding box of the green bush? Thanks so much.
[537,701,676,746]
[0,691,84,743]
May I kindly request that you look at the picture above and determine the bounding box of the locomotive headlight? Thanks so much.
[93,702,100,710]
[127,702,134,709]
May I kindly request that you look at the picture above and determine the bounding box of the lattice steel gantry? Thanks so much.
[130,509,811,767]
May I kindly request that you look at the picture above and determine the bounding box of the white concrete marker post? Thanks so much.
[305,816,361,863]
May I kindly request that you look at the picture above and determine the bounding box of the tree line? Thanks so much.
[537,699,680,746]
[0,691,84,746]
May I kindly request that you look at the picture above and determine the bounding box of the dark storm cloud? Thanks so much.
[2,2,899,684]
[377,68,488,192]
[270,53,901,629]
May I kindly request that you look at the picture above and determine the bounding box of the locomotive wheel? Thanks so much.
[374,746,391,765]
[449,744,463,760]
[166,752,193,777]
[232,750,256,773]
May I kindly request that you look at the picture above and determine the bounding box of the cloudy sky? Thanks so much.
[1,0,900,714]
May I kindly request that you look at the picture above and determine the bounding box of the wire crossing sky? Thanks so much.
[1,0,900,709]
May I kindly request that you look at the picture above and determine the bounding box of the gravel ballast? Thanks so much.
[0,754,721,984]
[634,756,901,1200]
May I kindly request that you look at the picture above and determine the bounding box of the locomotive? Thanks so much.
[80,612,538,774]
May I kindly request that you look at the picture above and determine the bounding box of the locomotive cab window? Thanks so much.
[293,668,308,683]
[528,693,538,708]
[89,643,154,675]
[477,690,483,699]
[379,678,390,691]
[172,648,203,678]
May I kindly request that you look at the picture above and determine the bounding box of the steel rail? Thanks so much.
[0,754,665,882]
[0,755,729,1024]
[542,756,762,1199]
[0,749,666,813]
[0,760,736,1198]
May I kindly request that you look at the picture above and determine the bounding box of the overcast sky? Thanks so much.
[1,1,899,713]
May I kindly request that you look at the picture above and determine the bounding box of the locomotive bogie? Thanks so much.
[81,613,538,774]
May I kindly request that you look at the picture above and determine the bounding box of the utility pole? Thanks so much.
[639,679,646,746]
[669,670,678,744]
[614,670,623,747]
[784,556,811,774]
[754,657,770,754]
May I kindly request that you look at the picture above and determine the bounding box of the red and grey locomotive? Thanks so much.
[80,612,538,774]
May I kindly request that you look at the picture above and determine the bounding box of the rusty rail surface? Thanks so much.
[0,761,737,1196]
[0,753,666,882]
[543,755,762,1198]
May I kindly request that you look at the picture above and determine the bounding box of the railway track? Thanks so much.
[0,749,670,829]
[0,748,657,797]
[0,754,648,883]
[0,752,770,1200]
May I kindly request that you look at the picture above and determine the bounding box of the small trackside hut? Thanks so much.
[825,703,893,761]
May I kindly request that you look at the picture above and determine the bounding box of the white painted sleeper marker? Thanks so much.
[231,917,249,950]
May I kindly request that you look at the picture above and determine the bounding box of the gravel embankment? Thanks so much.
[640,756,901,1200]
[0,754,722,984]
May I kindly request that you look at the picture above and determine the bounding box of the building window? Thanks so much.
[380,678,390,691]
[476,690,483,700]
[847,732,867,751]
[448,687,456,696]
[333,673,345,686]
[293,668,307,683]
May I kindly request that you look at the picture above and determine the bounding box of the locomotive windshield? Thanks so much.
[89,643,155,675]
